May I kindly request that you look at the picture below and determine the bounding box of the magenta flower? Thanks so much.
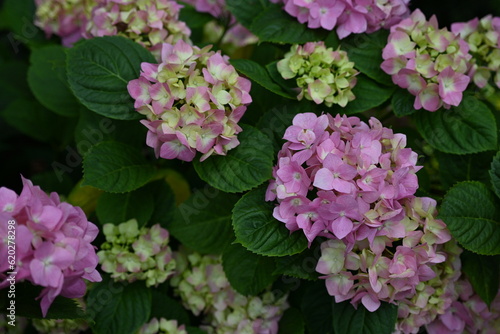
[127,40,252,162]
[0,177,101,317]
[316,197,453,314]
[267,112,422,244]
[276,0,411,38]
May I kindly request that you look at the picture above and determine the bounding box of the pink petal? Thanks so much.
[313,168,335,190]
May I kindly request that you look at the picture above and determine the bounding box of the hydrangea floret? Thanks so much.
[277,42,358,107]
[182,0,258,50]
[266,112,422,244]
[315,196,451,312]
[271,0,411,39]
[127,40,252,162]
[426,278,500,334]
[84,0,191,54]
[452,15,500,90]
[138,318,187,334]
[97,219,175,287]
[32,318,88,334]
[381,9,472,111]
[394,241,462,333]
[0,177,102,316]
[170,250,288,334]
[34,0,95,46]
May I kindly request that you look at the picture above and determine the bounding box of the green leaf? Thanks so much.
[341,30,392,86]
[87,277,151,334]
[194,125,274,193]
[439,181,500,255]
[415,95,498,154]
[489,151,500,199]
[278,307,305,334]
[250,5,328,44]
[232,186,308,257]
[226,0,268,29]
[82,141,155,193]
[437,151,494,190]
[222,243,277,295]
[2,282,88,320]
[67,36,155,120]
[256,103,300,155]
[332,301,398,334]
[2,99,75,143]
[179,4,214,28]
[273,246,321,280]
[96,187,154,227]
[74,106,147,155]
[230,59,295,99]
[0,61,30,110]
[391,88,417,117]
[150,291,190,325]
[170,189,238,254]
[301,281,333,334]
[146,180,176,228]
[27,45,79,117]
[1,0,47,48]
[461,250,500,306]
[332,75,394,115]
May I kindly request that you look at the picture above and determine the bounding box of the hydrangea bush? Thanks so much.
[1,0,500,333]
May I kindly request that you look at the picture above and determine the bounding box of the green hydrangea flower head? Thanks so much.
[277,41,358,107]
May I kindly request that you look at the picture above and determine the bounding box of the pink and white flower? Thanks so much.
[127,40,252,162]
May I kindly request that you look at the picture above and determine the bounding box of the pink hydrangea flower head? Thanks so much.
[394,240,462,333]
[277,0,411,38]
[427,277,500,334]
[127,41,252,162]
[35,0,95,46]
[277,42,359,107]
[97,219,176,287]
[84,0,191,53]
[452,15,500,90]
[315,196,453,313]
[266,112,422,244]
[381,9,473,111]
[170,249,289,334]
[0,177,101,317]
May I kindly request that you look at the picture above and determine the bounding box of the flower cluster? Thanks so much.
[97,219,175,287]
[34,0,94,46]
[395,241,462,333]
[272,0,411,39]
[170,251,288,334]
[32,318,88,334]
[182,0,258,51]
[266,112,422,244]
[138,318,187,334]
[452,15,500,90]
[381,9,472,111]
[277,42,358,107]
[0,177,101,316]
[427,278,500,333]
[84,0,191,54]
[316,196,451,312]
[127,40,252,162]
